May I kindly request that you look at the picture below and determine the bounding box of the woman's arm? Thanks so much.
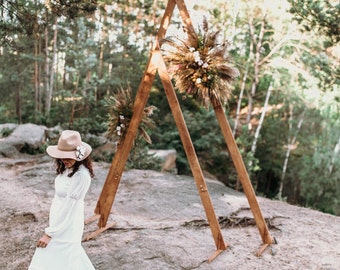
[45,169,91,237]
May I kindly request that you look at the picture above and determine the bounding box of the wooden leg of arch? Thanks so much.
[83,215,116,242]
[158,52,227,261]
[213,101,275,254]
[256,243,270,257]
[208,249,224,263]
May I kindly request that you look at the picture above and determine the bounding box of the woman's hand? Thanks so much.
[36,233,51,248]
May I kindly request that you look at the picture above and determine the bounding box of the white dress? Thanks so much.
[29,165,95,270]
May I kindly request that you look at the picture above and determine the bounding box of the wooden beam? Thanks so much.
[213,100,273,245]
[83,222,116,242]
[94,51,158,227]
[157,51,227,251]
[93,0,177,228]
[176,0,196,34]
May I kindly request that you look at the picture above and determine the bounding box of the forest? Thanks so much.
[0,0,339,215]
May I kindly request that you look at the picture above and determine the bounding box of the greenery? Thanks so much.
[0,0,339,215]
[0,127,14,138]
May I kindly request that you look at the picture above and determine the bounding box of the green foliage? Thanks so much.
[0,0,45,43]
[20,143,47,155]
[126,146,163,171]
[0,106,14,123]
[279,107,340,214]
[288,0,340,44]
[0,127,14,138]
[151,107,238,185]
[300,47,339,91]
[298,149,339,215]
[0,0,97,48]
[71,116,107,135]
[45,0,98,18]
[253,112,287,197]
[84,135,105,150]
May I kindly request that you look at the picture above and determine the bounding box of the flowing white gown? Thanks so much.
[29,165,95,270]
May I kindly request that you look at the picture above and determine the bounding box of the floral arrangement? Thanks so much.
[75,145,86,161]
[161,18,239,108]
[106,87,157,145]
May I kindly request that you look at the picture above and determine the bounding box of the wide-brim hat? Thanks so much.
[46,130,92,161]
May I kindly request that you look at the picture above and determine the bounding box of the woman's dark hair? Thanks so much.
[56,156,94,178]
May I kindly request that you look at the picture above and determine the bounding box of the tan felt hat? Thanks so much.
[46,130,92,161]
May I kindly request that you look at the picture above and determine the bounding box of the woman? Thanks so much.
[29,130,95,270]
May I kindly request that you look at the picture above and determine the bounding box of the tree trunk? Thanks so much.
[234,35,253,191]
[248,82,273,169]
[329,137,340,175]
[68,73,80,129]
[34,35,39,119]
[45,17,58,118]
[49,17,58,110]
[278,109,305,200]
[16,80,22,124]
[95,7,106,101]
[230,1,239,42]
[44,14,50,117]
[233,61,250,136]
[246,17,265,129]
[33,4,40,120]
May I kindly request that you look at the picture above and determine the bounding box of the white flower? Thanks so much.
[193,51,201,63]
[75,145,86,160]
[189,47,195,52]
[196,78,202,84]
[198,60,204,66]
[119,115,125,120]
[116,126,121,131]
[120,124,125,128]
[117,131,121,136]
[202,62,209,68]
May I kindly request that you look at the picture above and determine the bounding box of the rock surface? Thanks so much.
[0,155,339,270]
[0,123,47,157]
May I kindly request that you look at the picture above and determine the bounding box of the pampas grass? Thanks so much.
[161,18,239,108]
[106,87,157,145]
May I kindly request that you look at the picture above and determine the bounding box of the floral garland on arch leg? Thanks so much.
[160,17,239,108]
[105,87,157,147]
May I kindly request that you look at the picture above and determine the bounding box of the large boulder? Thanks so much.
[10,123,47,148]
[0,123,47,157]
[148,149,177,173]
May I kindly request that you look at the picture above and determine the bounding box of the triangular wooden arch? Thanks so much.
[85,0,274,261]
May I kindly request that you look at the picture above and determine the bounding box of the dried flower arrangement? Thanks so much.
[106,87,157,145]
[161,18,239,108]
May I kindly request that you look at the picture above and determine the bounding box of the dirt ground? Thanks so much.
[0,155,339,270]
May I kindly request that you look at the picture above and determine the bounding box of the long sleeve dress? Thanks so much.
[29,165,95,270]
